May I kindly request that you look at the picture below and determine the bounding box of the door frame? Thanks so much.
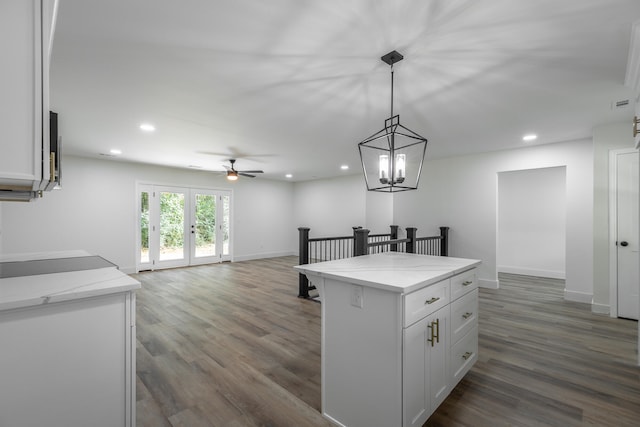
[135,182,233,272]
[608,148,639,318]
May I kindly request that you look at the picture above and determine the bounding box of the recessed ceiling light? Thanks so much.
[285,174,293,178]
[139,123,155,132]
[110,149,122,155]
[522,134,537,142]
[341,165,349,170]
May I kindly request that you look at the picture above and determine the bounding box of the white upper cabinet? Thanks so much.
[0,0,58,201]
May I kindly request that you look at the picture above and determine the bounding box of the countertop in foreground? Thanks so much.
[0,250,140,312]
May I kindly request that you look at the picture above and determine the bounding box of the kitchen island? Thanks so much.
[0,250,140,427]
[295,252,481,427]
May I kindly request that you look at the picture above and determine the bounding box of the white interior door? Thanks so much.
[616,151,639,320]
[137,185,232,271]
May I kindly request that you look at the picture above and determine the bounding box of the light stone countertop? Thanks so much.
[0,251,141,312]
[294,252,481,294]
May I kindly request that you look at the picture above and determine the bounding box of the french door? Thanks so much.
[137,185,232,271]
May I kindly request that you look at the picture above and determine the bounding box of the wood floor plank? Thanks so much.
[134,259,639,426]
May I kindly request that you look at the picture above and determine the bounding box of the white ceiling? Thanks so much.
[51,0,640,182]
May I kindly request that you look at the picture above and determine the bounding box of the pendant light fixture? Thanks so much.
[358,50,428,192]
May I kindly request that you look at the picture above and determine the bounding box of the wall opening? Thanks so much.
[497,166,567,279]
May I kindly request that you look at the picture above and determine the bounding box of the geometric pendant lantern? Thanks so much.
[358,50,428,192]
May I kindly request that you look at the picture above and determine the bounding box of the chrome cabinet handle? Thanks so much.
[425,297,440,305]
[462,351,473,360]
[462,312,473,319]
[462,280,473,286]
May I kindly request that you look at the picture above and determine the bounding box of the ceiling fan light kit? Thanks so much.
[358,50,428,193]
[223,159,263,181]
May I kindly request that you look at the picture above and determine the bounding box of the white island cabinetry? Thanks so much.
[295,252,481,427]
[0,251,140,427]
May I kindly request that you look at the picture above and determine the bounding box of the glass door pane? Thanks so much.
[159,190,186,263]
[194,192,216,258]
[140,190,150,263]
[137,184,154,272]
[222,194,231,257]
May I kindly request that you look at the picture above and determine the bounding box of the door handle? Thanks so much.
[620,241,629,247]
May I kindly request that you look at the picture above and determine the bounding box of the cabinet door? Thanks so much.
[403,317,429,427]
[0,292,134,427]
[403,306,450,427]
[428,307,450,410]
[0,0,56,191]
[0,0,40,186]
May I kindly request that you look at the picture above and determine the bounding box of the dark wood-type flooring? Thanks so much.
[133,257,639,427]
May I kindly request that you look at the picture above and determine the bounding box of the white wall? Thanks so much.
[393,139,593,302]
[0,155,295,272]
[293,174,367,237]
[292,173,397,240]
[497,167,566,279]
[365,190,394,234]
[1,140,597,304]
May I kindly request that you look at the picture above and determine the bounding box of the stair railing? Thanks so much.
[298,225,449,298]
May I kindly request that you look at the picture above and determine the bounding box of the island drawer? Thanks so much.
[451,325,478,384]
[450,268,477,302]
[450,288,478,344]
[404,279,449,327]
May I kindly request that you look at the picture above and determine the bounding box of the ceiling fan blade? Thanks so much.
[239,173,256,178]
[238,170,263,174]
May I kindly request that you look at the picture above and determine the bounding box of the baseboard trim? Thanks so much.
[591,302,610,315]
[497,265,565,280]
[564,289,593,304]
[233,251,296,262]
[121,266,136,274]
[479,278,499,289]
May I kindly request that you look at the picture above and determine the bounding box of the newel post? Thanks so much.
[406,227,417,254]
[440,226,449,256]
[298,227,310,298]
[352,226,362,256]
[354,228,370,257]
[390,225,399,252]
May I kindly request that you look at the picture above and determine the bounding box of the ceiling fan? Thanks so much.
[223,159,264,181]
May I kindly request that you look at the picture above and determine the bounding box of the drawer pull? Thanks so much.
[462,351,473,360]
[462,312,473,319]
[427,319,440,347]
[462,280,473,286]
[425,297,440,305]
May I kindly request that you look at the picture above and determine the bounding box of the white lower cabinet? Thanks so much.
[403,306,450,427]
[402,270,479,427]
[0,292,137,427]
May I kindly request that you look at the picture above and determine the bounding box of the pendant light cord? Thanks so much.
[390,64,394,118]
